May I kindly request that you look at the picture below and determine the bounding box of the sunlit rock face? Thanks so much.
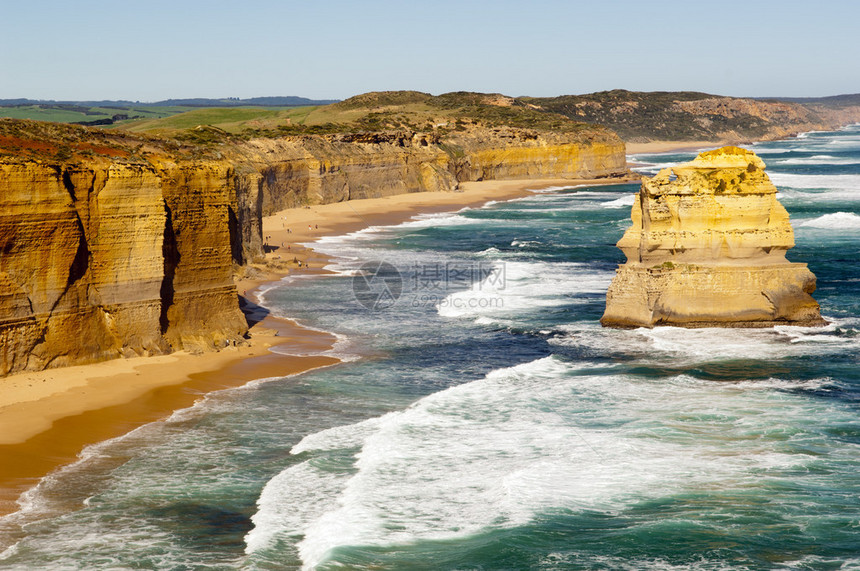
[601,146,825,328]
[0,158,247,376]
[0,118,628,376]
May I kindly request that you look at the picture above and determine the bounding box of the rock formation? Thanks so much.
[0,118,628,375]
[0,155,248,376]
[226,127,627,261]
[601,146,825,328]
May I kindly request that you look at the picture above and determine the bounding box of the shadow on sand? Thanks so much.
[238,295,270,329]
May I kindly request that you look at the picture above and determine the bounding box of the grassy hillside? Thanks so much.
[0,103,192,125]
[121,107,312,133]
[6,90,859,144]
[0,96,339,127]
[124,89,860,144]
[122,91,596,141]
[0,91,615,164]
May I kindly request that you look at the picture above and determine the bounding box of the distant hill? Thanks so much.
[120,90,603,142]
[520,90,860,142]
[0,97,341,126]
[763,94,860,107]
[4,90,859,144]
[0,96,339,108]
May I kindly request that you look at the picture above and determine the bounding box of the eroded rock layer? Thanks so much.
[0,118,627,375]
[601,146,825,328]
[227,128,627,260]
[0,157,247,376]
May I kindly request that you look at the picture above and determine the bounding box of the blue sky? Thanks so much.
[2,0,857,101]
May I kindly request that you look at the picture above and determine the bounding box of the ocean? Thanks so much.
[2,125,860,570]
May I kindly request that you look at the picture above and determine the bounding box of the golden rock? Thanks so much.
[601,146,825,328]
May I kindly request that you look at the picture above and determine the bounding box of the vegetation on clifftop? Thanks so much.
[520,90,860,142]
[117,91,601,141]
[4,90,860,147]
[0,118,227,163]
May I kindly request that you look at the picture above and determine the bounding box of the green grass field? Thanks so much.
[0,92,600,141]
[120,107,316,133]
[0,104,203,125]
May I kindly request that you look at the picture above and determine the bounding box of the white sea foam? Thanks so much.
[268,330,362,363]
[291,415,387,455]
[510,239,541,248]
[800,211,860,230]
[549,319,859,364]
[245,461,350,554]
[568,190,624,198]
[776,154,860,166]
[602,194,636,208]
[475,246,502,257]
[393,212,482,229]
[245,355,846,569]
[796,130,826,139]
[769,172,860,195]
[307,212,483,264]
[827,137,860,148]
[436,261,613,323]
[750,147,793,154]
[526,185,577,194]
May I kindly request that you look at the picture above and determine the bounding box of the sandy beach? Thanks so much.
[0,175,637,516]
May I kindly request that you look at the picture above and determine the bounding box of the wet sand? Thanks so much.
[0,175,637,516]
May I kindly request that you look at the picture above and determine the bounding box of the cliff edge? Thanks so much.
[1,113,628,376]
[0,122,249,375]
[601,146,825,328]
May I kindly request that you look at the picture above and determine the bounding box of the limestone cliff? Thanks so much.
[0,153,247,376]
[0,117,627,375]
[443,128,625,182]
[601,146,824,328]
[223,127,626,262]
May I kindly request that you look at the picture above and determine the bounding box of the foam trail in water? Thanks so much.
[799,211,860,230]
[775,155,860,166]
[244,461,350,555]
[550,319,860,365]
[244,354,848,569]
[602,194,636,208]
[769,173,860,203]
[437,261,613,325]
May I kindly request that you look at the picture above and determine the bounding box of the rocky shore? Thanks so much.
[602,146,825,328]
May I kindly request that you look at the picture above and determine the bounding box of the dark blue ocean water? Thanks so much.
[2,126,860,570]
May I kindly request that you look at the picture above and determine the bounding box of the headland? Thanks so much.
[0,174,636,516]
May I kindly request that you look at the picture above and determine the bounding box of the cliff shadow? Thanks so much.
[237,294,269,329]
[160,206,179,335]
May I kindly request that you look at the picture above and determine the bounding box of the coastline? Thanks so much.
[0,174,637,517]
[625,140,729,155]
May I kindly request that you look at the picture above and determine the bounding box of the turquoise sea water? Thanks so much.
[2,126,860,569]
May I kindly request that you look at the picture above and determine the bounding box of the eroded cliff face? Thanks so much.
[0,156,247,376]
[601,146,825,328]
[228,132,458,211]
[226,127,627,261]
[445,128,625,182]
[0,118,627,375]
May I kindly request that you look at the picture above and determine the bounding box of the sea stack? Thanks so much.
[601,146,825,328]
